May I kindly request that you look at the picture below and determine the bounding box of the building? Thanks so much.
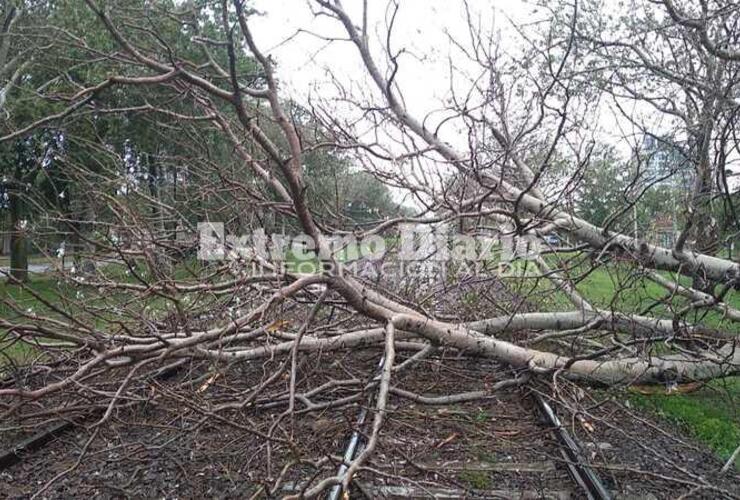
[638,135,693,246]
[640,134,693,190]
[649,214,677,248]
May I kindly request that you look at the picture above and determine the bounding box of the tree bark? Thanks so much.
[8,173,28,282]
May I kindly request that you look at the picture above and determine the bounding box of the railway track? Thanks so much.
[0,420,75,470]
[317,354,736,499]
[0,357,609,499]
[327,373,613,500]
[0,353,737,498]
[0,361,184,475]
[530,393,611,500]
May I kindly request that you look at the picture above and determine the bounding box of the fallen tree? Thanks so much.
[1,0,739,495]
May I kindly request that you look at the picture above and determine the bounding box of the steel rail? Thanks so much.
[0,360,185,472]
[0,420,75,469]
[327,355,386,500]
[532,391,612,500]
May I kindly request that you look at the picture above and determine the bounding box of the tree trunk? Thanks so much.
[8,178,28,283]
[689,109,720,292]
[148,153,168,238]
[1,232,10,255]
[1,211,10,255]
[166,163,177,242]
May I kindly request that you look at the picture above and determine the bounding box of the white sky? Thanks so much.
[248,0,739,191]
[250,0,538,133]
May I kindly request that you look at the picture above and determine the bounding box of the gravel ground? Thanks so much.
[1,351,738,499]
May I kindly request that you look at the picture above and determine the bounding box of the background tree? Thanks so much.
[566,0,740,274]
[0,1,739,495]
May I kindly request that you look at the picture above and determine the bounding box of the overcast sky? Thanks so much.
[247,0,739,191]
[247,1,650,155]
[250,0,538,128]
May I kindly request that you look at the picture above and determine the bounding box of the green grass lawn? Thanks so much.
[0,274,70,319]
[0,256,228,371]
[0,275,66,370]
[508,254,740,334]
[629,377,740,469]
[501,256,740,468]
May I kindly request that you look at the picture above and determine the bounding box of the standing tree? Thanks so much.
[566,0,740,287]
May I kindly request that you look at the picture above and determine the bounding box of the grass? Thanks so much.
[629,377,740,469]
[0,275,68,370]
[499,256,740,467]
[472,408,491,423]
[567,265,740,468]
[573,266,740,467]
[458,470,491,489]
[506,254,740,333]
[0,274,70,318]
[0,258,201,369]
[0,337,37,366]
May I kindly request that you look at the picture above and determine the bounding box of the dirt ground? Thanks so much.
[0,349,738,499]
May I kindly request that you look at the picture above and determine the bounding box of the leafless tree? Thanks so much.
[0,0,739,496]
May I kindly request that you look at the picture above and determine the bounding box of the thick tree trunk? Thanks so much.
[392,314,740,385]
[68,195,96,274]
[80,202,96,274]
[1,232,10,255]
[8,178,28,282]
